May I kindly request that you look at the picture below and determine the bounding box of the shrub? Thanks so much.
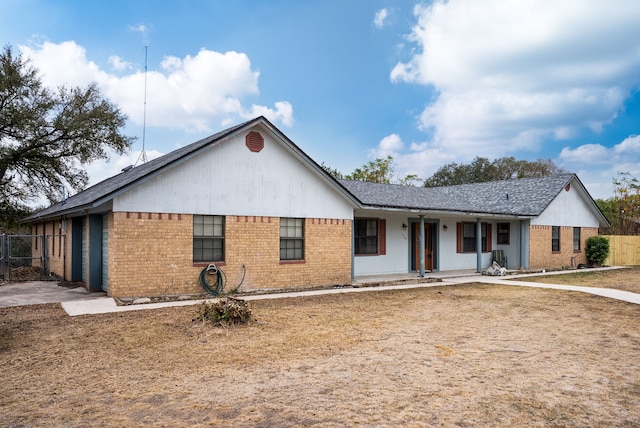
[193,298,253,326]
[585,236,610,266]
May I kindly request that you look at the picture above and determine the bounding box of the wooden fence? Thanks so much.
[604,235,640,266]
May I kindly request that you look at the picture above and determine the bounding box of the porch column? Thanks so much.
[520,219,530,270]
[419,215,425,277]
[351,219,355,282]
[476,218,482,273]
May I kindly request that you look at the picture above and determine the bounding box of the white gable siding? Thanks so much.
[113,129,354,219]
[531,180,600,227]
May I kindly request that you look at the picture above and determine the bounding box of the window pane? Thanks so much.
[355,219,378,254]
[193,215,224,261]
[280,218,303,238]
[497,223,510,245]
[280,218,304,260]
[280,238,304,260]
[366,220,377,236]
[463,223,475,238]
[463,238,475,252]
[552,226,560,252]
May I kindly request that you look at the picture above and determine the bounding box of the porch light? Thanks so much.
[443,224,448,231]
[402,223,408,231]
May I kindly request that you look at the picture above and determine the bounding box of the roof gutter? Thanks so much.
[354,204,536,219]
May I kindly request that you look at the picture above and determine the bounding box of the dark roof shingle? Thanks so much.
[339,174,577,216]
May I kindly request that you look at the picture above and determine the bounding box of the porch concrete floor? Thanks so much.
[353,269,481,285]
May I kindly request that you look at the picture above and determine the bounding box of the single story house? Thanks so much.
[24,116,610,297]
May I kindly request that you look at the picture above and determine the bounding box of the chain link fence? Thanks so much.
[0,234,51,282]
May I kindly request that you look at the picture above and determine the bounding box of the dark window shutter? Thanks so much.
[378,219,386,255]
[456,223,463,253]
[486,223,492,253]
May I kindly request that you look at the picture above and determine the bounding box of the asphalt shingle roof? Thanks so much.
[24,113,601,224]
[339,174,577,217]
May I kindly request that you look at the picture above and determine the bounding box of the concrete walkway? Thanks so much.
[445,271,640,305]
[0,281,106,308]
[2,266,637,316]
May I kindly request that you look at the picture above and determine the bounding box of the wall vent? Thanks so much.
[246,131,264,152]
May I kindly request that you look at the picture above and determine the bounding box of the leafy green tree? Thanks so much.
[585,236,610,266]
[0,203,32,233]
[610,172,640,235]
[346,155,395,183]
[0,45,133,226]
[320,162,344,180]
[423,156,565,187]
[397,173,421,187]
[342,155,421,185]
[595,197,618,234]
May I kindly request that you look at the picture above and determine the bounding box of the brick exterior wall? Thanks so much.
[107,212,352,298]
[31,221,71,280]
[529,225,599,270]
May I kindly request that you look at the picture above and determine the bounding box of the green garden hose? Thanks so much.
[199,264,226,295]
[199,263,246,295]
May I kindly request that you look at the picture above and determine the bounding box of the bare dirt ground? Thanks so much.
[1,268,639,427]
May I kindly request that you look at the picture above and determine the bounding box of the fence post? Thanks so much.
[0,234,5,280]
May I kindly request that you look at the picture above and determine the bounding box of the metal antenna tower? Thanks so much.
[135,45,149,166]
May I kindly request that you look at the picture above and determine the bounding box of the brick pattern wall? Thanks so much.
[108,212,352,298]
[529,225,599,270]
[30,221,70,280]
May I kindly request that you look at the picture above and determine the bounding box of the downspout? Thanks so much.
[419,215,425,277]
[476,218,482,273]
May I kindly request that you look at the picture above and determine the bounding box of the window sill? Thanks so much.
[355,253,380,257]
[193,262,226,268]
[280,260,305,265]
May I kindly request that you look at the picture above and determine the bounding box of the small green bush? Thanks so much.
[193,298,253,326]
[585,236,610,266]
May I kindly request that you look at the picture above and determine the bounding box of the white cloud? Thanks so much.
[370,133,403,158]
[558,144,610,164]
[374,8,389,29]
[19,41,294,133]
[391,0,640,158]
[108,55,131,71]
[129,23,151,45]
[613,134,640,155]
[560,135,640,165]
[129,24,148,33]
[85,149,164,188]
[558,135,640,198]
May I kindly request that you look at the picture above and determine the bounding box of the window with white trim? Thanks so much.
[280,218,304,261]
[193,215,224,262]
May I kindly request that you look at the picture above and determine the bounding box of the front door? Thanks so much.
[413,223,433,272]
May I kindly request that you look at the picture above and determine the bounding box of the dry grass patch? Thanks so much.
[1,274,640,427]
[521,266,640,293]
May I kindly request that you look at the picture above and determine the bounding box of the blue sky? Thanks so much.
[2,0,640,199]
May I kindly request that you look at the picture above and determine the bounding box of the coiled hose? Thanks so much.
[199,263,246,296]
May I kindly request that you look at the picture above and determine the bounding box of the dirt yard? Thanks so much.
[520,266,640,294]
[1,268,639,427]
